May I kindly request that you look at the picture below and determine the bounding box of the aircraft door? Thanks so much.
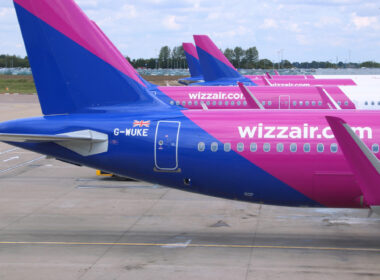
[155,121,181,171]
[279,95,290,109]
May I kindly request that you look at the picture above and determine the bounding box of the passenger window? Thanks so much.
[170,101,174,105]
[225,101,229,106]
[303,143,310,153]
[312,101,316,106]
[292,101,297,106]
[211,142,218,152]
[243,101,247,106]
[345,101,349,106]
[198,142,205,152]
[224,143,231,152]
[176,101,180,105]
[194,101,198,106]
[330,143,338,153]
[263,143,271,152]
[305,101,310,106]
[231,101,235,106]
[276,143,284,152]
[250,143,257,152]
[371,101,375,106]
[212,101,217,106]
[299,101,303,106]
[182,101,186,106]
[372,144,379,153]
[318,101,322,106]
[290,143,297,152]
[188,101,192,106]
[337,101,342,106]
[206,101,211,106]
[268,101,272,106]
[237,143,244,152]
[317,143,324,153]
[262,101,266,106]
[365,101,368,106]
[237,101,241,106]
[378,101,380,106]
[218,101,222,106]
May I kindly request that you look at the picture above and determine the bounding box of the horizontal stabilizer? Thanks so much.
[0,130,108,156]
[326,116,380,213]
[238,82,264,109]
[317,87,341,110]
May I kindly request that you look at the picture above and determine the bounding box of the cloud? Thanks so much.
[351,13,379,29]
[0,0,379,62]
[260,19,278,29]
[162,15,181,30]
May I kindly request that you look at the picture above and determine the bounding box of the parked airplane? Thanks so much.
[88,22,378,111]
[178,43,204,85]
[3,0,380,214]
[192,35,357,87]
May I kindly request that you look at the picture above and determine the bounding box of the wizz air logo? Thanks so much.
[238,123,372,139]
[188,92,243,100]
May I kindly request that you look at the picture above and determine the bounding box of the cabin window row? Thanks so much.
[364,101,380,106]
[197,142,380,154]
[170,100,248,106]
[170,100,351,107]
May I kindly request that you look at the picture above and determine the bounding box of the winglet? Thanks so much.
[326,116,380,212]
[317,87,341,110]
[238,82,264,109]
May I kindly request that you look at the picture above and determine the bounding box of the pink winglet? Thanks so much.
[193,35,236,70]
[182,43,199,59]
[326,116,380,206]
[237,82,264,109]
[14,0,144,86]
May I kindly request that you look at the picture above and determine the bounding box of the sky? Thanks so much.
[0,0,379,62]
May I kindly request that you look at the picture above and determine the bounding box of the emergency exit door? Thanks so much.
[154,121,181,170]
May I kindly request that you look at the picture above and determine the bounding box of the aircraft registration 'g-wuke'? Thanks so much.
[2,0,380,214]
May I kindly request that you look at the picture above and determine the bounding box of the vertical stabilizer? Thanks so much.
[14,0,162,115]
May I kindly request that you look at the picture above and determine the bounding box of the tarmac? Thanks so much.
[0,94,380,280]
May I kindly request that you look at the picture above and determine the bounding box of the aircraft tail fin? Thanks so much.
[182,43,203,78]
[326,116,380,212]
[13,0,162,115]
[193,35,256,85]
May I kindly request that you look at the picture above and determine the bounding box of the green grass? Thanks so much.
[0,75,36,94]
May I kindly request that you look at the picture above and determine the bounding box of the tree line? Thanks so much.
[0,51,379,70]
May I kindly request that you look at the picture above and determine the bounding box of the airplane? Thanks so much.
[5,0,380,214]
[178,43,204,85]
[4,0,380,215]
[85,21,378,111]
[191,35,359,87]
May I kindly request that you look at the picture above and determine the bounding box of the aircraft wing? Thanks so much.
[326,116,380,214]
[0,130,108,156]
[238,82,265,109]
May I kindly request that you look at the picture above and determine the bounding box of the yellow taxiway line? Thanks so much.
[0,241,379,252]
